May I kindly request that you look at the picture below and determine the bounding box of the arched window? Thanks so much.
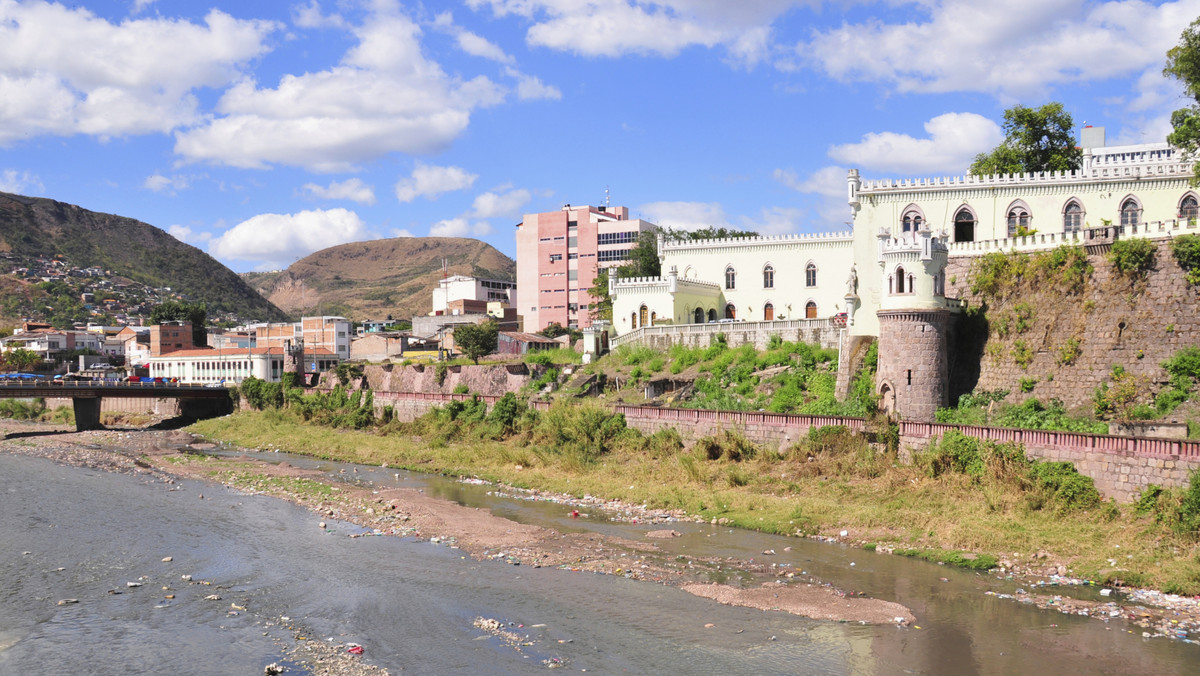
[895,266,907,294]
[1007,201,1031,237]
[650,311,656,325]
[805,262,817,287]
[764,303,774,321]
[902,212,923,234]
[1181,194,1199,222]
[763,264,775,289]
[725,266,736,290]
[1120,197,1141,227]
[639,305,649,327]
[1063,201,1083,234]
[954,208,976,242]
[805,301,817,319]
[693,307,704,324]
[724,303,736,319]
[631,312,637,329]
[707,308,717,322]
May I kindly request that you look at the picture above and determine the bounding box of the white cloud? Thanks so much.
[506,67,562,100]
[395,164,478,202]
[797,0,1200,101]
[639,201,730,231]
[292,0,347,29]
[144,173,192,194]
[132,0,158,14]
[775,166,855,228]
[469,0,807,64]
[0,3,277,145]
[429,217,492,238]
[827,113,1004,176]
[469,187,531,218]
[174,7,505,171]
[300,178,377,205]
[209,208,369,267]
[457,29,514,63]
[168,224,211,244]
[390,228,416,238]
[739,206,806,236]
[0,169,44,195]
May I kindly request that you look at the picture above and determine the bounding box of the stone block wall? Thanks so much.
[45,396,181,416]
[876,310,950,421]
[899,422,1200,502]
[356,363,543,397]
[944,241,1200,411]
[615,405,866,450]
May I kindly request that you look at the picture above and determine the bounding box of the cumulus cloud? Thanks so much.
[430,217,492,238]
[469,187,531,218]
[0,169,44,195]
[174,7,505,171]
[168,224,211,244]
[639,201,731,231]
[209,208,369,267]
[300,178,377,205]
[0,3,277,145]
[506,68,562,100]
[796,0,1200,100]
[739,206,806,236]
[457,30,514,63]
[292,0,348,29]
[395,164,478,202]
[390,227,416,238]
[468,0,806,64]
[774,166,847,198]
[144,173,193,194]
[827,113,1004,176]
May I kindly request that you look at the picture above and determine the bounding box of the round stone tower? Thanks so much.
[874,225,955,421]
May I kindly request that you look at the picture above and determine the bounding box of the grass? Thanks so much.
[189,409,1200,592]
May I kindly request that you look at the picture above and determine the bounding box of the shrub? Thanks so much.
[1012,340,1033,369]
[1172,234,1200,285]
[240,377,283,410]
[1110,238,1157,276]
[452,384,470,394]
[695,429,757,462]
[1013,303,1035,333]
[1028,461,1101,510]
[434,362,448,386]
[1093,366,1143,420]
[531,403,631,462]
[1057,337,1082,366]
[1019,377,1037,393]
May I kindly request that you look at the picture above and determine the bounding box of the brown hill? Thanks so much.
[241,237,515,322]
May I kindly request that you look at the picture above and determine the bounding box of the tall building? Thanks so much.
[515,204,656,332]
[432,275,515,314]
[246,316,352,362]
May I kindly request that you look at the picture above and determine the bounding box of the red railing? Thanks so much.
[899,421,1200,458]
[614,404,867,432]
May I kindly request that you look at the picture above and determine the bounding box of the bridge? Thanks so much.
[0,380,233,431]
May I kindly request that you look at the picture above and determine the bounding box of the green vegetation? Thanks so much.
[1011,340,1033,369]
[1093,365,1146,421]
[969,103,1081,176]
[454,321,498,364]
[937,392,1108,434]
[1172,234,1200,284]
[150,301,209,346]
[1109,238,1157,277]
[1056,337,1082,366]
[1165,18,1200,182]
[970,245,1091,301]
[1136,472,1200,540]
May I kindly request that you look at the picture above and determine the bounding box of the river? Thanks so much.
[1,445,1197,675]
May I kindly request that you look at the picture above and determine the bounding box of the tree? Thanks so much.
[663,226,759,242]
[3,348,40,372]
[150,301,208,347]
[454,321,498,364]
[621,230,661,278]
[591,267,614,322]
[1166,17,1200,182]
[969,103,1081,176]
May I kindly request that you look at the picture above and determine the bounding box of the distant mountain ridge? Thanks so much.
[241,237,516,322]
[0,191,288,322]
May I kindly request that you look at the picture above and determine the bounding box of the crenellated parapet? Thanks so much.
[662,231,853,253]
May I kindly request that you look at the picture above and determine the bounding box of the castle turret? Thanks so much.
[874,226,955,421]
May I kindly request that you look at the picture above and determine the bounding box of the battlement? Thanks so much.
[663,231,853,251]
[947,217,1200,256]
[611,275,721,290]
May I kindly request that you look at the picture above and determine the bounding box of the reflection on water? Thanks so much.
[2,448,1196,675]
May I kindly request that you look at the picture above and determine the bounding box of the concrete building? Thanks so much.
[516,204,657,332]
[246,316,352,362]
[149,321,195,356]
[432,275,516,314]
[148,347,339,385]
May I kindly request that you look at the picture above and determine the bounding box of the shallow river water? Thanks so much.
[1,448,1197,675]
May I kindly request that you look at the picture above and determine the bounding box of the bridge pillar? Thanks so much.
[73,397,103,431]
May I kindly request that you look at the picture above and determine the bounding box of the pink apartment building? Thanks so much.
[515,204,656,332]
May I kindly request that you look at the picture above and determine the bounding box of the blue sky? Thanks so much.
[1,0,1197,272]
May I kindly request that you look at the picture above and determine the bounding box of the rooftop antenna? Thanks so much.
[441,258,448,279]
[604,185,611,208]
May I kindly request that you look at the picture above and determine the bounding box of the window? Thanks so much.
[567,237,577,248]
[567,269,577,280]
[597,231,640,245]
[1181,195,1199,222]
[805,262,817,287]
[805,301,817,319]
[763,264,774,289]
[902,210,923,234]
[725,266,736,290]
[597,249,631,262]
[895,265,907,294]
[724,303,736,319]
[549,253,562,262]
[568,253,578,260]
[639,305,648,327]
[1007,204,1030,237]
[1120,198,1140,227]
[954,209,976,243]
[1063,201,1083,234]
[567,220,577,228]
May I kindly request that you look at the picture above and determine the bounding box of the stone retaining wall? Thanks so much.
[615,405,865,449]
[45,396,181,417]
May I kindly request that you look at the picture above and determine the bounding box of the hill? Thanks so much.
[0,192,287,323]
[241,237,515,322]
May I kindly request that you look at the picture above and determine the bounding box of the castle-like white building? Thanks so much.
[610,128,1200,420]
